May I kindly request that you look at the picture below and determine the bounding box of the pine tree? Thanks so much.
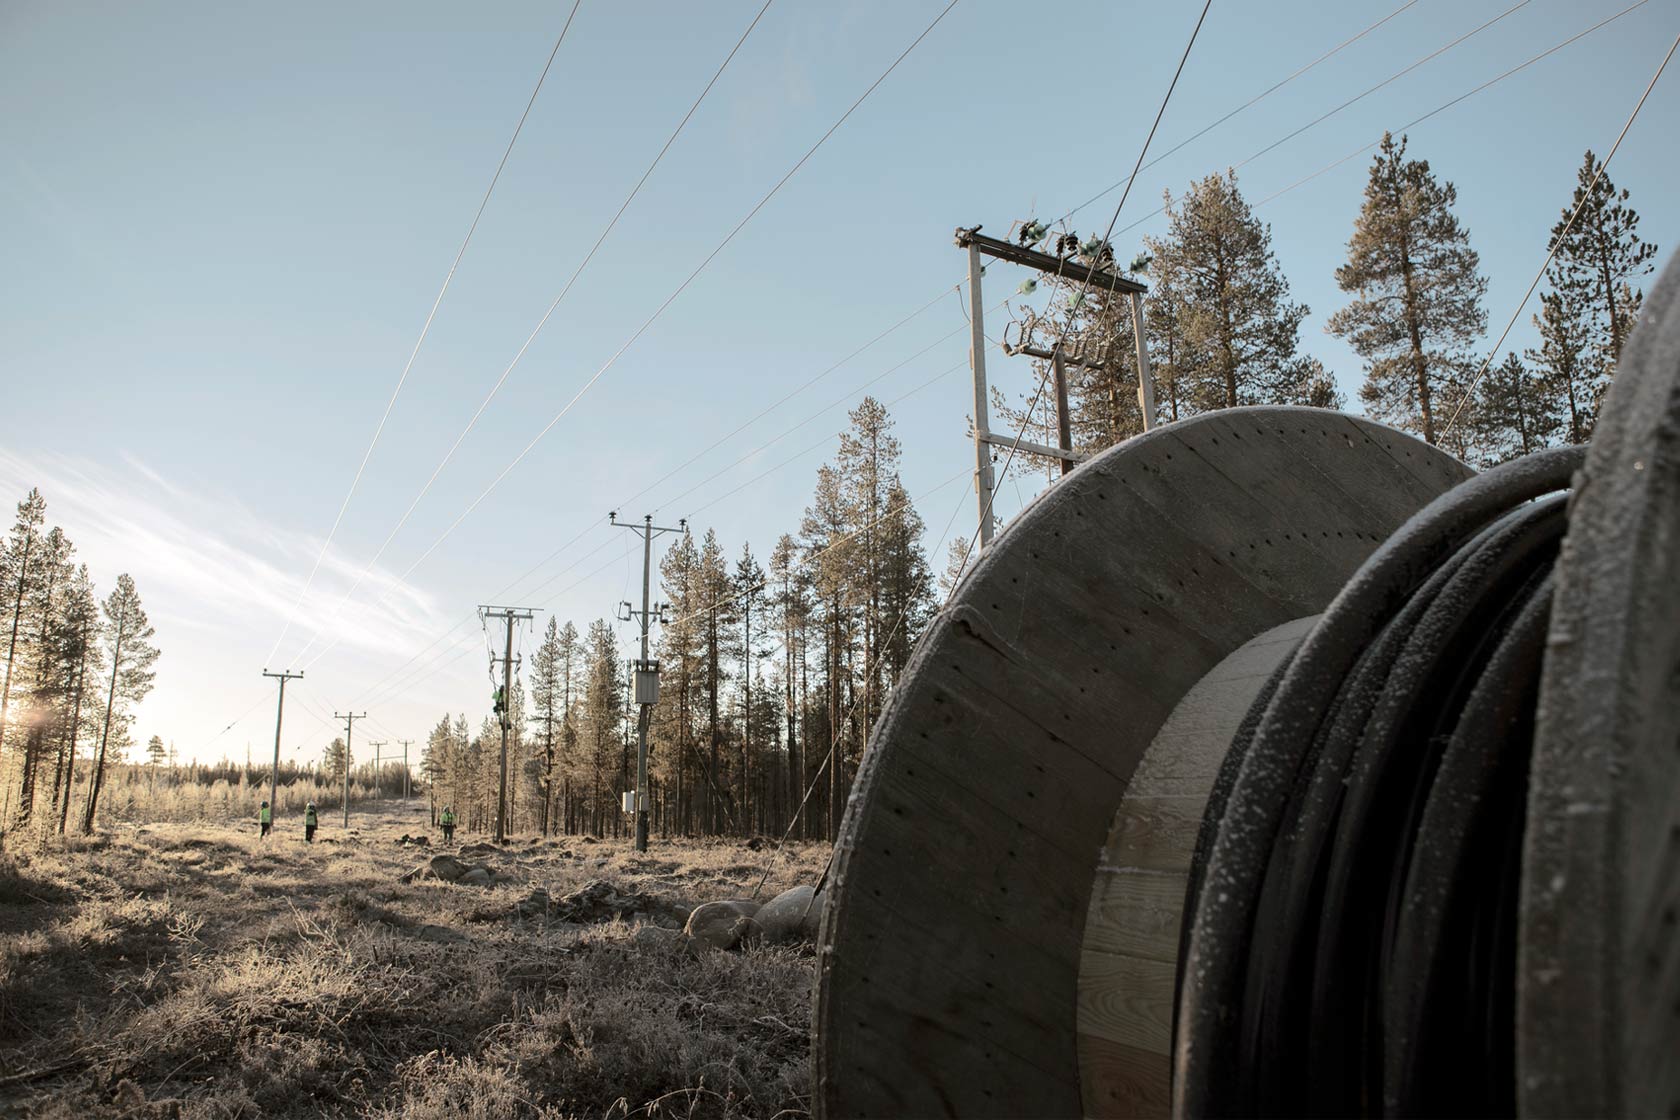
[1546,150,1658,369]
[1474,352,1561,466]
[422,714,453,824]
[51,565,100,834]
[734,543,766,834]
[579,619,622,836]
[0,490,47,793]
[939,537,972,600]
[801,465,852,841]
[18,526,75,824]
[1328,133,1488,446]
[1527,291,1599,445]
[695,531,735,833]
[768,534,810,839]
[1145,171,1319,411]
[82,574,158,832]
[656,533,701,835]
[528,617,564,835]
[324,737,348,785]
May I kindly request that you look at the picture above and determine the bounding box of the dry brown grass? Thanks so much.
[0,802,828,1119]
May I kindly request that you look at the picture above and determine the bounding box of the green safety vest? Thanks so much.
[305,808,317,826]
[441,811,455,826]
[260,806,272,824]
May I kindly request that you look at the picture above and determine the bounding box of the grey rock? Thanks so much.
[683,899,762,950]
[428,854,469,882]
[754,884,824,944]
[459,867,493,887]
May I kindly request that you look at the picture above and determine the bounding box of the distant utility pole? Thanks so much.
[954,225,1155,547]
[370,739,415,800]
[609,511,685,852]
[261,669,302,821]
[368,741,388,799]
[335,711,366,827]
[479,605,537,844]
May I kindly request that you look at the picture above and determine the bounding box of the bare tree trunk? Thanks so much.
[82,614,125,834]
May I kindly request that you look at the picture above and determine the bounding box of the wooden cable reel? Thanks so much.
[815,254,1680,1119]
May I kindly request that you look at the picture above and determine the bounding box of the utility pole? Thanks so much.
[261,669,302,823]
[479,605,537,844]
[368,741,387,798]
[610,511,685,852]
[335,711,366,828]
[954,226,1155,541]
[370,739,415,800]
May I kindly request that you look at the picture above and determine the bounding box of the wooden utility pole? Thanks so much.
[479,605,536,844]
[335,711,366,827]
[368,740,388,798]
[399,740,412,799]
[954,226,1155,522]
[261,670,302,823]
[610,512,685,852]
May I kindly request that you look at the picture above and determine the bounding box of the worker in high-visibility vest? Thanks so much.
[440,806,456,843]
[259,801,272,839]
[304,802,318,843]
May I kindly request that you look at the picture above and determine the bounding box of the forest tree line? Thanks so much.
[422,397,936,842]
[0,489,160,840]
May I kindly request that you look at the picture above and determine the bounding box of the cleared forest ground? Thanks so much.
[0,801,827,1119]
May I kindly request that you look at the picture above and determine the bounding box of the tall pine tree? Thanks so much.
[1546,150,1658,369]
[1146,171,1322,411]
[1328,133,1488,447]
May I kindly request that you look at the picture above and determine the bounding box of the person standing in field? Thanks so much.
[440,806,455,843]
[304,802,318,843]
[259,801,272,839]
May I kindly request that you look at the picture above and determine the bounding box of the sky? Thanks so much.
[2,0,1675,767]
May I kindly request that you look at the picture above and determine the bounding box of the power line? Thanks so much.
[284,0,780,669]
[281,0,964,681]
[1442,28,1678,437]
[1250,1,1653,214]
[264,1,585,669]
[1060,0,1422,222]
[1100,0,1538,244]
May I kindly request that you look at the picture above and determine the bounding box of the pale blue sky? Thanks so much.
[2,0,1674,765]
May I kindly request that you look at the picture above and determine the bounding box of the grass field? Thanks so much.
[0,801,828,1119]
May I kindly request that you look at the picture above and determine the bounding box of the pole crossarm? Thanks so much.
[978,433,1087,463]
[954,227,1147,296]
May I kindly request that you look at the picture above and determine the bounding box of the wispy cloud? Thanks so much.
[0,446,440,663]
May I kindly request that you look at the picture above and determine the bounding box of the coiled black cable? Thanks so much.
[1175,445,1585,1119]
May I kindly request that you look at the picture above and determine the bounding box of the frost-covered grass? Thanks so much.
[0,802,827,1119]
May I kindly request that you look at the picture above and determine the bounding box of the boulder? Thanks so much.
[459,867,493,887]
[683,899,762,951]
[753,884,824,944]
[428,855,469,882]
